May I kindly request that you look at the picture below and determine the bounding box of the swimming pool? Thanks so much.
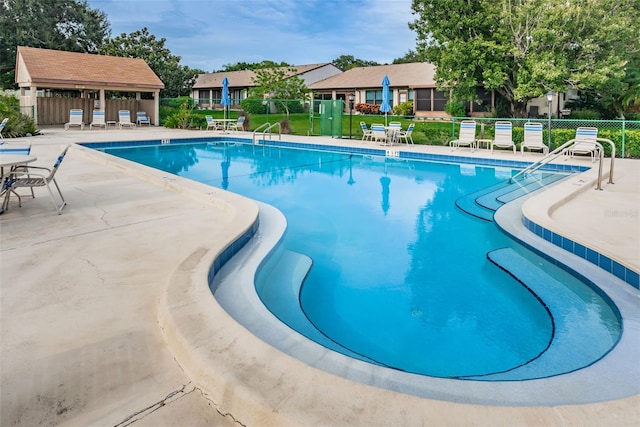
[98,139,621,381]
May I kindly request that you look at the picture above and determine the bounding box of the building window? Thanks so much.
[365,89,383,105]
[433,90,447,111]
[415,88,431,111]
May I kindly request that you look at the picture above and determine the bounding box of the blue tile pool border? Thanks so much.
[82,136,589,174]
[521,216,639,289]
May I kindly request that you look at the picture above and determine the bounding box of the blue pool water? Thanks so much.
[100,140,621,380]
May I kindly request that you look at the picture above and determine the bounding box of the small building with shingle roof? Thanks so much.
[309,62,496,116]
[192,63,342,109]
[15,46,164,126]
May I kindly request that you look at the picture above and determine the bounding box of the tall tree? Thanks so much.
[410,0,640,116]
[332,55,380,71]
[0,0,110,88]
[219,60,291,73]
[250,66,308,118]
[393,50,421,64]
[100,27,199,97]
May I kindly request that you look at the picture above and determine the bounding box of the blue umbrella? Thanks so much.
[221,77,230,120]
[380,75,391,125]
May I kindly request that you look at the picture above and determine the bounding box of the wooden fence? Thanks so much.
[36,98,156,125]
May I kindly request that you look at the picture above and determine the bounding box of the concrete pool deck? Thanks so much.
[1,126,638,426]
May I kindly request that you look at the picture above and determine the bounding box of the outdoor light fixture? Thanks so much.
[546,91,554,150]
[348,93,355,140]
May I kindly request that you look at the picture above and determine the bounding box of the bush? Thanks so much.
[354,103,380,114]
[569,109,601,120]
[241,98,268,114]
[163,99,200,129]
[445,100,466,117]
[393,101,414,116]
[0,91,39,137]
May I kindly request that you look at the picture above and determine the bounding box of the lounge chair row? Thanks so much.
[449,120,548,155]
[65,109,151,130]
[449,121,601,160]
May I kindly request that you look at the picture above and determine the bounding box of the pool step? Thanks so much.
[456,173,565,221]
[474,248,620,381]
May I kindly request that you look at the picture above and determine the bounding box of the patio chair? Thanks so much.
[227,116,245,132]
[7,145,70,214]
[136,112,151,126]
[0,117,8,140]
[90,110,107,130]
[399,123,415,144]
[521,122,548,155]
[449,120,477,151]
[205,115,219,131]
[490,121,516,154]
[360,122,372,142]
[370,124,387,145]
[64,109,84,130]
[0,141,31,155]
[118,110,136,129]
[567,127,599,162]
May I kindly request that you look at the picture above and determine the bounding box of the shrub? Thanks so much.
[163,99,200,129]
[354,103,380,114]
[445,100,466,117]
[393,101,414,116]
[0,91,39,137]
[570,109,601,120]
[241,98,268,114]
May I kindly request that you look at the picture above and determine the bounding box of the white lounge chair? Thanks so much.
[370,124,387,145]
[6,145,70,214]
[0,117,8,140]
[64,109,84,130]
[136,112,151,126]
[90,110,106,130]
[118,110,136,129]
[567,127,599,162]
[360,122,373,142]
[490,121,516,154]
[449,120,477,151]
[399,123,415,144]
[521,122,548,155]
[227,116,245,132]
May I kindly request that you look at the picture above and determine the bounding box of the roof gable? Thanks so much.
[193,63,339,89]
[308,62,437,89]
[15,46,164,90]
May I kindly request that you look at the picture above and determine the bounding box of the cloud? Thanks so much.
[87,0,417,71]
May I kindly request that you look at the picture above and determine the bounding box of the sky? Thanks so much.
[85,0,418,72]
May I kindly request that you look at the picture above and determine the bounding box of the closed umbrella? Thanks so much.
[221,77,230,121]
[380,75,391,125]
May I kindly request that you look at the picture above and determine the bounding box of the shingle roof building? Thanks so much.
[15,46,164,125]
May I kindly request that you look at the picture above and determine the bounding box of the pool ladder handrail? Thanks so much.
[252,122,282,145]
[510,137,615,191]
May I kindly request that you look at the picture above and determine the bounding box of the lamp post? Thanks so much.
[348,93,355,140]
[546,91,554,150]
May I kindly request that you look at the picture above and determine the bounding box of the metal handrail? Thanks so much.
[510,138,616,191]
[252,122,271,144]
[260,122,281,145]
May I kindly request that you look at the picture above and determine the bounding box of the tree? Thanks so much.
[218,60,291,73]
[393,50,421,64]
[0,0,110,89]
[250,66,308,118]
[410,0,640,116]
[332,55,380,71]
[100,27,199,97]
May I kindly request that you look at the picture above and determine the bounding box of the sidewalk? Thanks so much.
[1,126,638,426]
